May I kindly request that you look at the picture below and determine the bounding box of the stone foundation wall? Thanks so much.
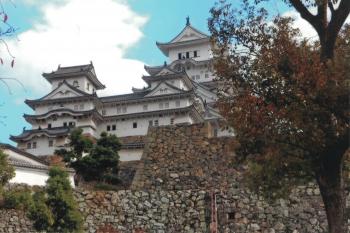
[1,124,349,233]
[0,189,209,233]
[1,187,349,233]
[131,123,239,191]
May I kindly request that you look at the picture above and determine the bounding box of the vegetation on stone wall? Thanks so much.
[28,167,83,233]
[0,149,14,199]
[3,186,33,210]
[56,128,121,185]
[209,1,349,232]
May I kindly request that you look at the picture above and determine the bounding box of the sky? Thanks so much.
[0,0,346,145]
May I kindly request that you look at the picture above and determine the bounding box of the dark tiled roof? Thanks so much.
[101,91,194,105]
[0,143,50,166]
[24,108,102,120]
[25,80,98,109]
[49,64,92,75]
[9,157,49,171]
[10,127,71,142]
[145,58,211,76]
[100,92,148,103]
[42,63,105,90]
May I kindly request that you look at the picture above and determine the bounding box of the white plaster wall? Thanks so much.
[168,42,212,63]
[186,64,215,83]
[51,76,96,94]
[102,98,190,116]
[99,113,192,137]
[20,136,68,156]
[10,167,75,187]
[10,168,49,186]
[217,128,235,137]
[119,149,143,161]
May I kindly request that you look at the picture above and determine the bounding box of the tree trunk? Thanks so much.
[315,143,347,233]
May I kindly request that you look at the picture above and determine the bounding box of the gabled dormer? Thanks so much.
[42,62,105,94]
[145,81,187,97]
[156,17,211,63]
[42,81,90,100]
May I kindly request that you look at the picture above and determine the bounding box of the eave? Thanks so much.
[156,38,210,56]
[103,105,196,121]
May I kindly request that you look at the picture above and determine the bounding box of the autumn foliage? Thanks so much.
[209,1,349,232]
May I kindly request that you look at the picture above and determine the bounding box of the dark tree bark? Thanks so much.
[289,0,350,59]
[315,136,349,233]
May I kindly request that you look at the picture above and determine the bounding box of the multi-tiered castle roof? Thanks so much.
[11,18,225,161]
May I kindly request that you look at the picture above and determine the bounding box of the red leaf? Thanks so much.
[3,14,8,23]
[11,59,14,67]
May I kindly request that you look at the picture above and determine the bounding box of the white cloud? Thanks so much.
[0,0,149,96]
[284,8,350,41]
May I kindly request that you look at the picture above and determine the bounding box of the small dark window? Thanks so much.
[186,52,189,58]
[227,212,235,220]
[32,142,37,149]
[68,122,75,127]
[194,51,197,57]
[48,140,53,147]
[107,125,111,131]
[170,118,174,125]
[154,120,159,126]
[73,80,79,87]
[48,123,52,129]
[112,125,116,131]
[178,53,182,60]
[133,122,137,128]
[149,120,153,126]
[27,143,31,149]
[63,122,67,127]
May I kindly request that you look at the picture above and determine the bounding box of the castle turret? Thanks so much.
[43,62,105,94]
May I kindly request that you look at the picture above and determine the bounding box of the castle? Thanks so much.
[10,18,230,161]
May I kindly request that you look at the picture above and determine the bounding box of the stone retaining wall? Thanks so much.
[1,187,349,233]
[131,123,238,191]
[1,123,349,233]
[0,189,209,233]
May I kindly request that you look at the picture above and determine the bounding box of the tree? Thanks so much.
[286,0,350,59]
[56,129,121,185]
[0,0,16,66]
[28,167,83,233]
[0,149,14,195]
[209,1,349,232]
[243,0,350,60]
[55,128,93,163]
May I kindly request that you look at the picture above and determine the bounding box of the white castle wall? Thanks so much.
[168,42,212,63]
[10,167,75,187]
[102,98,190,116]
[51,76,95,94]
[119,149,143,161]
[99,113,192,137]
[10,167,50,186]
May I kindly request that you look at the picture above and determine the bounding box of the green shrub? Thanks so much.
[28,167,83,233]
[94,183,120,191]
[57,129,121,185]
[3,187,33,210]
[28,191,54,231]
[0,150,15,195]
